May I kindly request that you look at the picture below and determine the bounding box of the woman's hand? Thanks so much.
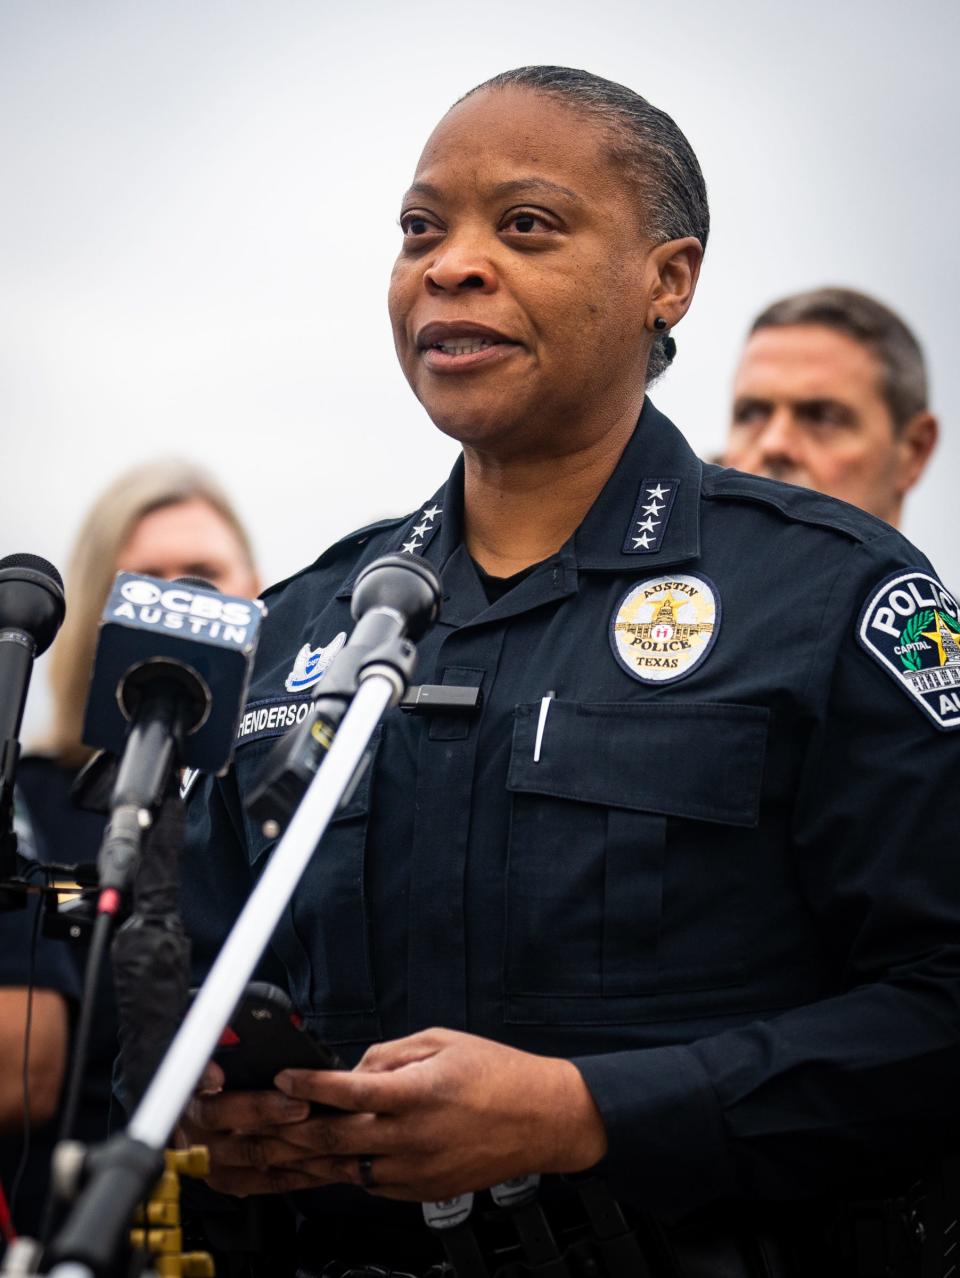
[269,1027,609,1201]
[179,1030,607,1200]
[177,1060,323,1197]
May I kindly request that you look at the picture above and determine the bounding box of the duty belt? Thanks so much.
[300,1175,659,1278]
[194,1164,952,1278]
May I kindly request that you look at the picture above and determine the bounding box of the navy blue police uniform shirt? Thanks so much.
[182,399,960,1219]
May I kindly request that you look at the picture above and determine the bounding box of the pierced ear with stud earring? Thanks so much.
[653,317,668,331]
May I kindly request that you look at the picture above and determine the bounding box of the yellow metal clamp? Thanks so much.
[131,1147,215,1277]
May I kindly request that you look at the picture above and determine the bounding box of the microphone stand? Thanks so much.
[42,627,421,1277]
[49,681,194,1175]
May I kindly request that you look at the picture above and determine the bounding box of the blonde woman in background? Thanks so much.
[43,458,261,772]
[1,459,259,1243]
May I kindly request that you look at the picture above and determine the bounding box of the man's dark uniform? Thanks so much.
[181,401,960,1275]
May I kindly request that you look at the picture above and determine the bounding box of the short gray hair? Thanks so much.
[460,66,709,386]
[750,287,928,432]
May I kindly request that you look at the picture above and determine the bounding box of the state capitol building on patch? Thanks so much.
[610,574,720,685]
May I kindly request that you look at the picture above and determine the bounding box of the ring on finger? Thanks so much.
[357,1154,376,1190]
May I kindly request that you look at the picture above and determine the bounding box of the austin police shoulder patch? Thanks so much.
[857,569,960,730]
[283,631,347,693]
[610,574,720,684]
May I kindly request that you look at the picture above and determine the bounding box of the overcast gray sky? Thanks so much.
[2,0,958,739]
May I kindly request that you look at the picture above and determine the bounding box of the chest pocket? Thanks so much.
[233,729,383,1045]
[504,701,768,1023]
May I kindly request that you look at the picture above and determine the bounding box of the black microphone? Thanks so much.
[83,573,264,892]
[0,553,66,883]
[83,572,264,776]
[247,553,441,833]
[0,552,66,776]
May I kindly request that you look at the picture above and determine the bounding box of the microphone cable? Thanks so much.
[39,883,121,1246]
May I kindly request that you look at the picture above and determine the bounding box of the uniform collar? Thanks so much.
[435,397,701,574]
[334,403,702,628]
[572,398,702,571]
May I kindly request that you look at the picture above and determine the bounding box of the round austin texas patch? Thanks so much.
[858,569,960,730]
[610,574,721,684]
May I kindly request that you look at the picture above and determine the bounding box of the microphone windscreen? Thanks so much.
[0,553,64,593]
[0,554,66,654]
[82,573,265,774]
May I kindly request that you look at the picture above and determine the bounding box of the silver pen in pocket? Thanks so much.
[533,690,556,763]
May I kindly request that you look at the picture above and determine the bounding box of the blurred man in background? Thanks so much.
[724,287,938,527]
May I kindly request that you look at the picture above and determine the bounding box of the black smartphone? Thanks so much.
[213,981,344,1092]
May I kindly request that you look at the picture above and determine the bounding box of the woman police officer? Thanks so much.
[179,68,960,1276]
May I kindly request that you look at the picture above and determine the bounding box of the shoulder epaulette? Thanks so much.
[259,513,413,602]
[702,464,895,546]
